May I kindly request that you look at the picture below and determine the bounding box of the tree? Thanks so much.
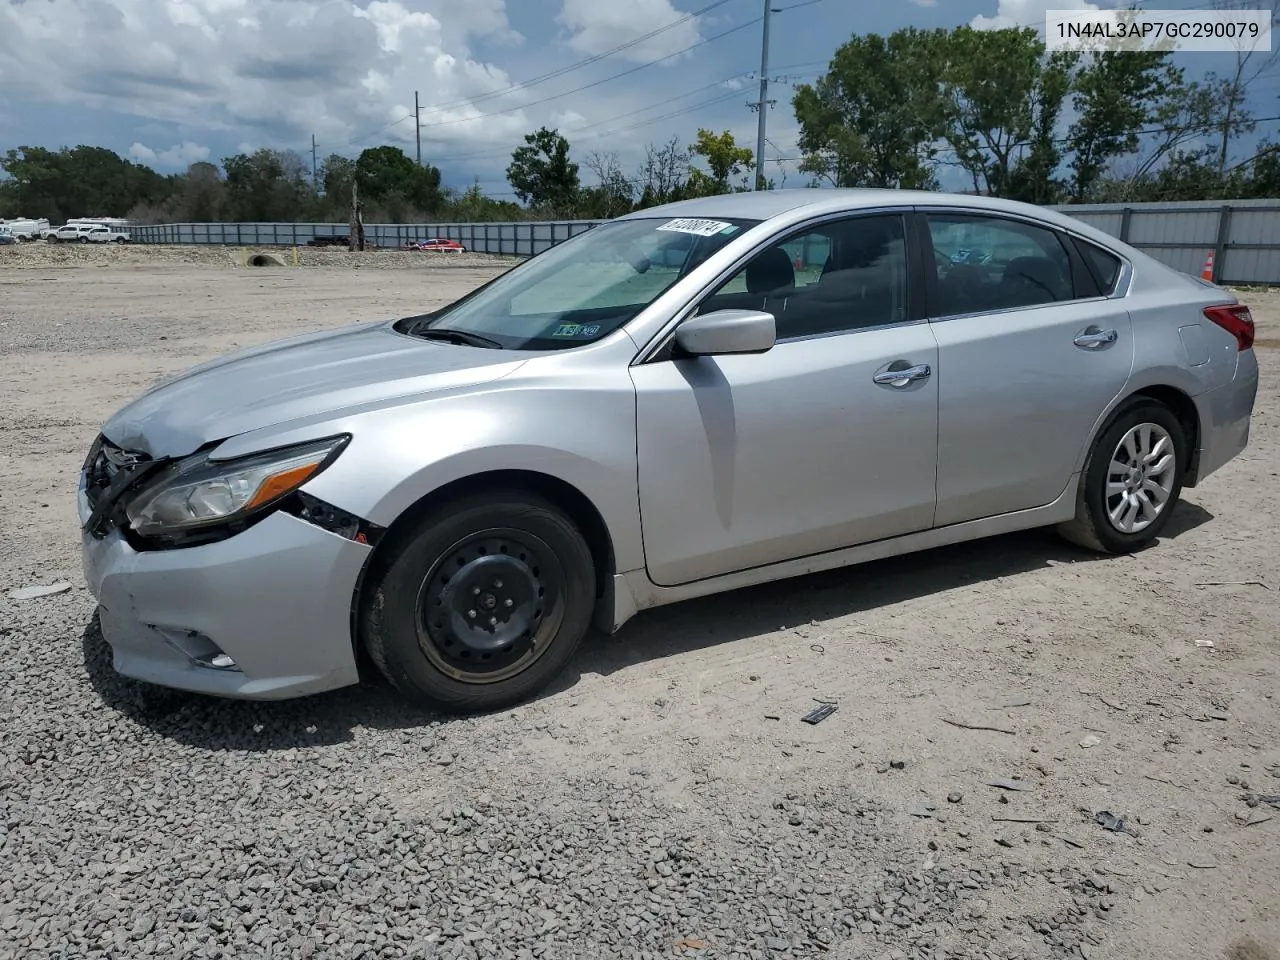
[687,128,754,196]
[1005,51,1077,204]
[221,148,312,221]
[354,145,443,218]
[506,127,580,214]
[445,178,529,222]
[174,161,224,221]
[793,28,949,189]
[1206,0,1278,172]
[579,151,635,218]
[0,145,172,220]
[1066,48,1181,201]
[636,136,689,207]
[938,27,1045,197]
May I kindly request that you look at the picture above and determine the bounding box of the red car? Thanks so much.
[401,237,466,253]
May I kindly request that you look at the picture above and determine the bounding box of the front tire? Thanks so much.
[1057,398,1186,554]
[360,492,596,713]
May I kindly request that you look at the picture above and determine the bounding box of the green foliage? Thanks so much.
[0,145,173,221]
[687,128,754,195]
[793,28,949,189]
[1067,49,1182,200]
[354,145,443,218]
[939,26,1045,197]
[506,127,581,215]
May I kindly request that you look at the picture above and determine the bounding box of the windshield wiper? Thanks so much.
[412,327,503,349]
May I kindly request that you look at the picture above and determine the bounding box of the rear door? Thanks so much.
[920,209,1134,526]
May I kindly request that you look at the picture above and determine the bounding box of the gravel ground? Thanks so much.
[0,240,519,271]
[1,252,1279,960]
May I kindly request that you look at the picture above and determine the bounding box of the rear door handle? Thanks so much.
[1074,327,1117,348]
[873,363,932,387]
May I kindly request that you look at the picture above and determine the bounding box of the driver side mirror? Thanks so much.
[675,309,776,357]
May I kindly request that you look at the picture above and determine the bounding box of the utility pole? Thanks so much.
[311,134,318,187]
[752,0,775,191]
[415,90,422,165]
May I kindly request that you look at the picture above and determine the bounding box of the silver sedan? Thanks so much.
[78,190,1259,712]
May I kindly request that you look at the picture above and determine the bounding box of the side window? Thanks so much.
[1075,239,1123,295]
[696,214,908,339]
[927,214,1075,316]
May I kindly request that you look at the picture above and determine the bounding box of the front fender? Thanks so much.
[287,382,646,575]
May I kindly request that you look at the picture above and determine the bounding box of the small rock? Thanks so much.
[765,936,790,951]
[947,793,963,804]
[1227,775,1240,785]
[1079,735,1101,749]
[1036,823,1053,833]
[890,760,906,770]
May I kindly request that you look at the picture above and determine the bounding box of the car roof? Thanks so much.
[616,188,1136,255]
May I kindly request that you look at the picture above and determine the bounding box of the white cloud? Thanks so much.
[0,0,534,157]
[910,0,938,6]
[971,0,1101,30]
[557,0,703,63]
[130,140,212,168]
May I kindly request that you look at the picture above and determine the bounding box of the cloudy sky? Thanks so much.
[1,0,1277,196]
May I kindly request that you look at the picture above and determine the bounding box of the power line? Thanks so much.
[427,76,751,165]
[415,15,764,131]
[420,0,738,115]
[430,89,748,168]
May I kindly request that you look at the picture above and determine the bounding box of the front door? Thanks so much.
[630,213,941,587]
[921,210,1135,526]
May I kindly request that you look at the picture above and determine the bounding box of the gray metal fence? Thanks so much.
[1048,199,1280,286]
[130,198,1280,285]
[130,220,605,256]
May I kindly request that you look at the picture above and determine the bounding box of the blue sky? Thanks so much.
[1,0,1277,197]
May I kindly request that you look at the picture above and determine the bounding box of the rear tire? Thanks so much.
[1057,398,1186,554]
[360,491,596,713]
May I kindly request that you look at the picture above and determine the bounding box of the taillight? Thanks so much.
[1203,304,1255,351]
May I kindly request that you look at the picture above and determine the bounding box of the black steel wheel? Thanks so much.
[361,491,595,713]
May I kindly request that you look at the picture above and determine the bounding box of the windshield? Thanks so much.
[402,215,759,350]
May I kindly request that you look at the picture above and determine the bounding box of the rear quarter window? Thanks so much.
[1076,240,1123,294]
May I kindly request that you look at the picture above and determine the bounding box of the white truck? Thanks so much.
[84,224,131,243]
[45,218,133,243]
[47,223,99,243]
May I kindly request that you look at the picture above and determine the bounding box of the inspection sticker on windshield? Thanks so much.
[657,218,735,237]
[551,323,600,338]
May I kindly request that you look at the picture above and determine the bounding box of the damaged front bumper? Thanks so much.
[78,439,373,700]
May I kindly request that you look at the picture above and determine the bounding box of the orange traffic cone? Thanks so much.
[1201,250,1215,281]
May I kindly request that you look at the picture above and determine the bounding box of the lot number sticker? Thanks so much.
[656,218,736,237]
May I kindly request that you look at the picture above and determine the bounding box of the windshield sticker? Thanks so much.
[551,322,602,338]
[657,218,735,237]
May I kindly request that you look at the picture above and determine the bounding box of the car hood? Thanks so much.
[102,319,528,458]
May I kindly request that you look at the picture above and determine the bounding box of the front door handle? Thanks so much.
[1074,327,1118,348]
[873,363,932,387]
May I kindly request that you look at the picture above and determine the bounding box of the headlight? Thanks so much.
[125,435,349,537]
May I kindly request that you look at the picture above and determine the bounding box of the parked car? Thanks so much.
[78,190,1258,713]
[402,237,466,253]
[84,224,131,243]
[0,227,15,245]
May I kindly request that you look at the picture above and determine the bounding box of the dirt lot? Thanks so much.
[1,245,1279,960]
